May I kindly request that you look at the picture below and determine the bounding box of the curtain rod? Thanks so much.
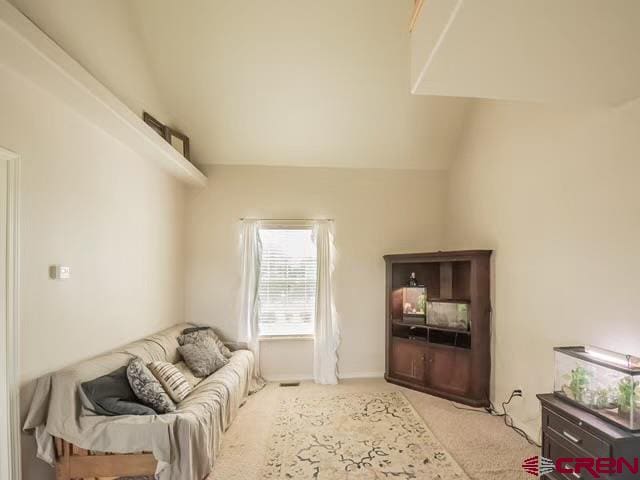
[239,217,334,222]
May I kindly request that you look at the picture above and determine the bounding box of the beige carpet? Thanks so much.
[208,379,537,480]
[263,391,467,479]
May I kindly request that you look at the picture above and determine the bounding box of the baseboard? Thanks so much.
[263,373,314,382]
[339,371,384,379]
[263,372,384,382]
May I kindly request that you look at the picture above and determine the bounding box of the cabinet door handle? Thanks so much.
[562,430,581,444]
[571,472,581,479]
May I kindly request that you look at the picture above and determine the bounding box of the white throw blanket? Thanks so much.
[22,324,260,479]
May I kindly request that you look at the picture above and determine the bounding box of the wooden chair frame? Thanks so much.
[54,437,157,480]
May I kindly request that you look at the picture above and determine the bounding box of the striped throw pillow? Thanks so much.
[174,360,203,388]
[148,361,193,403]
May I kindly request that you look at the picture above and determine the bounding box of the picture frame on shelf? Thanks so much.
[166,128,190,160]
[142,112,191,161]
[143,111,169,139]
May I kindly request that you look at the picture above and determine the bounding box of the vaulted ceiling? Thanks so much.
[9,0,469,170]
[8,0,638,171]
[127,0,469,169]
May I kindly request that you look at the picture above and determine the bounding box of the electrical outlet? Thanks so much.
[513,389,523,397]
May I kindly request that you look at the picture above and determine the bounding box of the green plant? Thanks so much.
[568,366,591,403]
[593,388,611,409]
[617,378,639,413]
[416,294,426,314]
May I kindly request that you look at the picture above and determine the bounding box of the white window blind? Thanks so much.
[258,228,317,336]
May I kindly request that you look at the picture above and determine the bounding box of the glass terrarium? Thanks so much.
[554,346,640,431]
[402,287,427,325]
[426,301,469,331]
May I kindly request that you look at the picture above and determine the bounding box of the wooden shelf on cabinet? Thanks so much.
[392,321,470,335]
[427,298,471,304]
[392,334,471,350]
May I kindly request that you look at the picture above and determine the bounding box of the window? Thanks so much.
[258,227,317,336]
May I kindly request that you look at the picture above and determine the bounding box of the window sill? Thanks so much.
[259,335,314,341]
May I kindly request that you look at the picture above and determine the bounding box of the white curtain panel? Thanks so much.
[238,220,262,375]
[312,221,340,384]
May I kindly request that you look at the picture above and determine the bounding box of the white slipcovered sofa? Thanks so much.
[23,323,261,480]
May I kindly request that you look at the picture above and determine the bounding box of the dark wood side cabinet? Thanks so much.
[384,250,491,407]
[538,394,640,480]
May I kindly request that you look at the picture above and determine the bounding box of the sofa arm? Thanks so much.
[224,341,248,352]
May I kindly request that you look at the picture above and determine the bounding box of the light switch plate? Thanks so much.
[49,265,70,280]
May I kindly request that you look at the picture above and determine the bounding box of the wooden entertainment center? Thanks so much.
[384,250,492,407]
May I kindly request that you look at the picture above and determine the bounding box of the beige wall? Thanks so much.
[445,99,640,437]
[186,165,446,380]
[0,68,186,478]
[8,0,171,122]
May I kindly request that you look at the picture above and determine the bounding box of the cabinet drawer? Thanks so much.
[543,408,610,458]
[544,431,607,480]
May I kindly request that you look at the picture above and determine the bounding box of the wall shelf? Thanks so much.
[0,0,206,187]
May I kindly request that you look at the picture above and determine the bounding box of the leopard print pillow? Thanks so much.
[126,357,176,414]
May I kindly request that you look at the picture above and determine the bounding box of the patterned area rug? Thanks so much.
[262,391,470,479]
